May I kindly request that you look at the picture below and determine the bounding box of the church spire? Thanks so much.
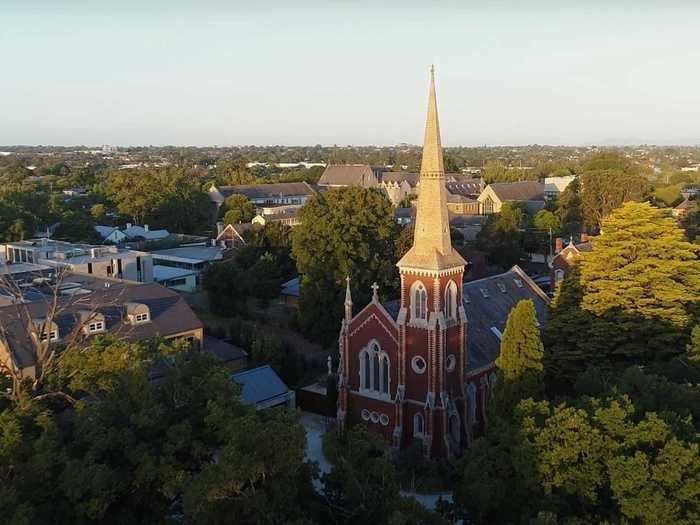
[397,67,466,271]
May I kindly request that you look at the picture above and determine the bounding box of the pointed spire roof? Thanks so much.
[397,67,466,271]
[344,276,352,305]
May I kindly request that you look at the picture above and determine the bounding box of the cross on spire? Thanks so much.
[371,282,379,302]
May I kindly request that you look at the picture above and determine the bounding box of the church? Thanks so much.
[336,69,549,459]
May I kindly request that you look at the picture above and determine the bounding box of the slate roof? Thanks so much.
[381,172,419,187]
[219,182,316,200]
[232,365,291,406]
[153,265,197,281]
[446,180,482,197]
[488,181,545,202]
[318,165,378,187]
[0,279,203,370]
[380,266,548,374]
[462,266,549,373]
[203,336,247,364]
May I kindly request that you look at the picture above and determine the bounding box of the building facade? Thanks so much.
[337,69,468,459]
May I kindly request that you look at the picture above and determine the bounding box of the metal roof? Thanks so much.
[232,365,290,406]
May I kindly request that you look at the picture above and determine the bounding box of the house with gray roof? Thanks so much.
[478,180,545,214]
[317,164,381,188]
[207,182,316,210]
[232,365,295,411]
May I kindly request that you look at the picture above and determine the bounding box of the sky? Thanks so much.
[2,1,700,147]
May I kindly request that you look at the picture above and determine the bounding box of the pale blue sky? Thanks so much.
[2,1,699,146]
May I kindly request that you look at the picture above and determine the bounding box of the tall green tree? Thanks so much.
[291,187,398,345]
[578,169,650,230]
[495,300,545,410]
[545,202,700,387]
[476,202,525,268]
[556,177,583,236]
[221,194,255,224]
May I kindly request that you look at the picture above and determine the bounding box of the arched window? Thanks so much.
[362,351,370,390]
[372,351,380,392]
[411,281,428,322]
[413,412,424,437]
[554,269,565,282]
[381,355,389,394]
[444,280,457,319]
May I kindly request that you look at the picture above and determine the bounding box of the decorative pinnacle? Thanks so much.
[371,282,379,302]
[344,275,352,305]
[430,64,435,76]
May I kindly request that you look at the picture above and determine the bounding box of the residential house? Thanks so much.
[232,365,295,411]
[279,277,300,308]
[549,235,592,289]
[478,180,545,214]
[544,175,576,199]
[207,182,316,210]
[95,226,127,244]
[0,275,204,380]
[672,197,695,222]
[94,224,171,244]
[214,222,254,248]
[150,245,225,285]
[1,239,153,283]
[252,204,301,227]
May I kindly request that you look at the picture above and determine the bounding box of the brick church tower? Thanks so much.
[337,68,468,458]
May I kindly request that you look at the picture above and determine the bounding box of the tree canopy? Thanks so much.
[291,187,398,345]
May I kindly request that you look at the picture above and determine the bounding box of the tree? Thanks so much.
[90,203,107,223]
[495,300,544,410]
[531,209,560,232]
[545,202,700,387]
[0,338,318,524]
[556,177,583,237]
[475,202,525,268]
[221,194,255,224]
[291,187,398,345]
[578,169,650,231]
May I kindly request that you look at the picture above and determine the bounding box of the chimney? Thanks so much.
[211,239,216,247]
[555,237,563,254]
[144,224,149,232]
[216,221,224,236]
[91,248,98,258]
[580,233,589,243]
[126,223,132,229]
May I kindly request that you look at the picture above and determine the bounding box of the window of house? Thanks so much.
[135,312,150,323]
[446,354,456,372]
[88,321,104,333]
[40,330,58,342]
[555,269,565,282]
[496,281,506,293]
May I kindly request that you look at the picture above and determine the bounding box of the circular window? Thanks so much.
[370,411,380,423]
[379,414,389,426]
[361,409,371,421]
[411,356,427,374]
[446,354,456,372]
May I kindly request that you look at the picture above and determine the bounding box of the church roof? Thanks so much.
[462,266,549,373]
[487,181,544,202]
[318,164,378,187]
[397,68,466,271]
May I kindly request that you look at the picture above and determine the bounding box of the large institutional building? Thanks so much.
[336,69,549,459]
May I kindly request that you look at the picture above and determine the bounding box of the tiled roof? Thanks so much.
[0,281,202,369]
[219,182,315,200]
[203,336,247,364]
[462,266,549,372]
[488,181,544,202]
[318,165,378,187]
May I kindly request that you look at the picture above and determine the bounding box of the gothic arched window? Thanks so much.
[413,412,424,437]
[372,351,380,391]
[362,351,370,390]
[411,281,428,322]
[381,355,389,394]
[444,280,457,319]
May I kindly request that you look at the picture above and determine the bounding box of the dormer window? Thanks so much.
[80,311,106,335]
[126,302,151,325]
[33,319,59,343]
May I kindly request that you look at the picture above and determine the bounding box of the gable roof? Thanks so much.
[123,225,170,241]
[318,165,378,187]
[461,266,549,373]
[218,182,315,200]
[487,181,545,202]
[232,365,291,406]
[0,280,203,370]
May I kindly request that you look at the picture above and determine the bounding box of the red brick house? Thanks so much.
[549,236,592,289]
